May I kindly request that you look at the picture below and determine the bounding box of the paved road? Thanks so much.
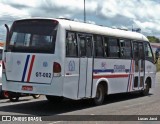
[0,73,159,123]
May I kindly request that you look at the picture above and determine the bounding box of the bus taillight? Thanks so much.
[53,62,61,77]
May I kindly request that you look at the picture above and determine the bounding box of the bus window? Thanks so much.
[79,35,86,57]
[8,19,57,53]
[144,42,154,62]
[108,38,120,58]
[66,32,78,57]
[133,42,138,72]
[0,49,2,60]
[86,36,93,57]
[139,43,144,72]
[94,35,104,58]
[120,39,131,59]
[104,37,109,57]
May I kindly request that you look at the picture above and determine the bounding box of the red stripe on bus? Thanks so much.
[93,74,129,79]
[27,55,35,82]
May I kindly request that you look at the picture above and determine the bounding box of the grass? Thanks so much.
[156,58,160,72]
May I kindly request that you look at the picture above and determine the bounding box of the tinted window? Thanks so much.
[144,42,154,62]
[8,19,58,53]
[108,38,120,58]
[94,35,104,57]
[104,37,109,57]
[78,34,93,57]
[120,39,132,58]
[66,32,78,57]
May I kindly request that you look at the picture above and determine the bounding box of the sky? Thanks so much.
[0,0,160,41]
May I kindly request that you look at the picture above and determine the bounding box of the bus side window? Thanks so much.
[120,39,131,59]
[108,38,120,58]
[94,35,104,58]
[66,32,78,57]
[104,37,109,57]
[144,42,154,62]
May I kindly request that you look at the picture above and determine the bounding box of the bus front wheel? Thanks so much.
[141,82,150,96]
[94,84,105,105]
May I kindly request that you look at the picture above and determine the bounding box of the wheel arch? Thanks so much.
[92,78,109,98]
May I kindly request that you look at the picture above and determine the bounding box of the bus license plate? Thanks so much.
[22,86,33,91]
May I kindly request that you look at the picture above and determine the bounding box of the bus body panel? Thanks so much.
[5,52,55,84]
[145,60,156,88]
[63,58,79,99]
[2,18,156,101]
[2,74,64,96]
[93,59,131,95]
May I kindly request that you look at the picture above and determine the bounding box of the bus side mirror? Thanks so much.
[154,51,159,64]
[4,24,9,42]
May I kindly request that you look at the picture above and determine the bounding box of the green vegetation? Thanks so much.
[147,36,160,43]
[148,36,160,71]
[156,59,160,72]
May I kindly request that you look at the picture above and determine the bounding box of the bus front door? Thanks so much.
[78,34,93,98]
[133,42,145,90]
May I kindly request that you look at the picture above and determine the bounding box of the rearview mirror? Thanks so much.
[155,50,159,64]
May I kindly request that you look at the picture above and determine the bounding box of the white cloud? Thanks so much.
[0,3,30,19]
[0,0,160,38]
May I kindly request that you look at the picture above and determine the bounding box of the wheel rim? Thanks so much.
[95,87,102,102]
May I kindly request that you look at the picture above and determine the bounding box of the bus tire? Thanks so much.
[9,96,19,102]
[8,92,20,102]
[32,94,41,99]
[141,82,150,96]
[46,95,63,103]
[94,84,105,105]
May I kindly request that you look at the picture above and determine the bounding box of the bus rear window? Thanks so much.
[8,19,58,53]
[0,49,3,60]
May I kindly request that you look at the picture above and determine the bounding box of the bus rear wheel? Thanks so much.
[141,82,150,96]
[46,95,63,103]
[9,96,19,102]
[94,84,105,105]
[8,92,20,102]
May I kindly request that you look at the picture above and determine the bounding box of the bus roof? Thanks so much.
[14,18,149,42]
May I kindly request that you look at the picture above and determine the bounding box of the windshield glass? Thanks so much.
[0,49,3,60]
[8,19,58,53]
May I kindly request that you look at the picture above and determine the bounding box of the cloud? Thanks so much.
[0,0,160,40]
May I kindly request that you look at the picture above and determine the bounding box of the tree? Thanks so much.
[147,36,160,43]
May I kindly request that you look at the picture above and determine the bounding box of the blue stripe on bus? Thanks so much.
[22,55,30,82]
[93,69,130,73]
[93,69,114,73]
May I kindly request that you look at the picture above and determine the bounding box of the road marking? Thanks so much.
[124,102,144,108]
[124,100,156,108]
[49,121,62,124]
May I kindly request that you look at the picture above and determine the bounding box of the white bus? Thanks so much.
[0,46,3,95]
[2,18,156,105]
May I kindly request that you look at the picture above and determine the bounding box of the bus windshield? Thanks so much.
[8,19,58,53]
